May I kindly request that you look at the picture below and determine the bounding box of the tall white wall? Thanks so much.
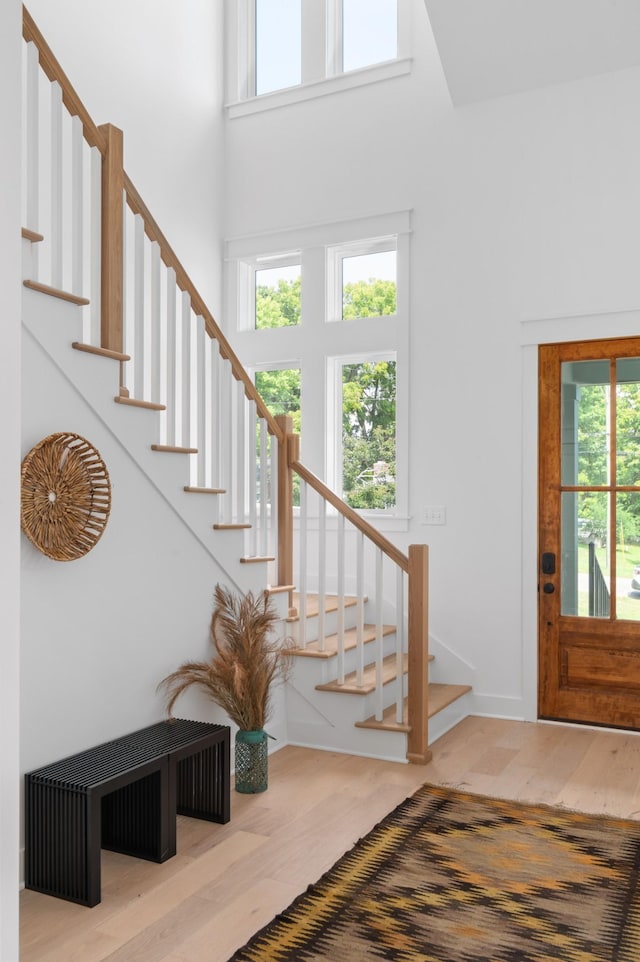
[0,0,22,956]
[223,0,640,719]
[27,0,225,318]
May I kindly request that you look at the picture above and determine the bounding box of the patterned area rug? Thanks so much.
[227,783,640,962]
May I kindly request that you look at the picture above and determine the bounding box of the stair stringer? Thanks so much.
[21,286,269,598]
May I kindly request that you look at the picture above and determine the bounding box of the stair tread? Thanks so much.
[316,652,409,695]
[286,593,363,622]
[115,396,166,411]
[184,486,225,494]
[214,523,251,530]
[355,683,472,732]
[240,556,275,564]
[73,342,130,362]
[151,444,198,453]
[22,227,44,243]
[24,278,89,306]
[292,624,396,659]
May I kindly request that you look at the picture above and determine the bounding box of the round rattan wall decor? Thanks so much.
[21,432,112,561]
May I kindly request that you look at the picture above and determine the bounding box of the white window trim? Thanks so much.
[225,0,411,118]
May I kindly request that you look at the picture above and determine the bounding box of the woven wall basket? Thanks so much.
[21,432,112,561]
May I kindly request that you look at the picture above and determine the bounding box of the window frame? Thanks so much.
[225,0,411,118]
[328,236,398,324]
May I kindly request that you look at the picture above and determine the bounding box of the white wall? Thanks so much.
[222,0,640,719]
[27,0,225,318]
[0,0,22,955]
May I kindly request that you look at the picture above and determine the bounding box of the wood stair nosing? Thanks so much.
[22,227,44,243]
[23,278,89,306]
[240,556,276,564]
[355,683,472,733]
[291,623,397,659]
[150,444,198,454]
[115,396,166,411]
[72,342,131,362]
[315,652,409,695]
[213,523,251,530]
[184,486,225,495]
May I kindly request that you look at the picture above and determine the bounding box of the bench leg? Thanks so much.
[25,778,102,907]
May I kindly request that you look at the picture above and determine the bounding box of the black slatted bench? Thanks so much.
[25,718,230,907]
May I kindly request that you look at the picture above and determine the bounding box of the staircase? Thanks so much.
[19,5,473,765]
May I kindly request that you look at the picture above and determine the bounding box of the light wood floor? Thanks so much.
[20,715,640,962]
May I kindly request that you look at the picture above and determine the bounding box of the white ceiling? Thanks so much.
[424,0,640,105]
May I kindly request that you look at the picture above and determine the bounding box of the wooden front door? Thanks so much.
[539,338,640,729]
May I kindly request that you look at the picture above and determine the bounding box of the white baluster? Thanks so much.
[375,548,384,721]
[248,400,258,556]
[50,81,63,289]
[298,479,308,650]
[133,214,145,399]
[150,241,162,406]
[356,531,365,687]
[219,361,233,523]
[269,430,278,563]
[317,498,326,652]
[194,316,207,488]
[26,42,40,277]
[165,268,177,446]
[337,514,345,684]
[259,418,268,558]
[88,146,101,346]
[180,291,192,449]
[70,116,83,296]
[233,380,245,523]
[210,338,222,492]
[122,203,135,397]
[395,565,405,725]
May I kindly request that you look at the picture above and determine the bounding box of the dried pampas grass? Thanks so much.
[158,584,294,731]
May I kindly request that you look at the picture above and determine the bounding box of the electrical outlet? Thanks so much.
[421,505,446,525]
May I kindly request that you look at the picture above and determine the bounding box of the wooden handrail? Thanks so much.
[123,175,283,443]
[291,460,409,572]
[22,7,106,153]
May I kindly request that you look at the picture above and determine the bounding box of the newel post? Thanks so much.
[275,415,297,594]
[407,544,431,764]
[98,123,124,355]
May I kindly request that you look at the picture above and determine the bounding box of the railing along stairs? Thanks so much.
[20,7,470,764]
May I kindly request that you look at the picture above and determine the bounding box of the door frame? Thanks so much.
[520,308,640,724]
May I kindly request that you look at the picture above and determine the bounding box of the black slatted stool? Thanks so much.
[25,719,230,907]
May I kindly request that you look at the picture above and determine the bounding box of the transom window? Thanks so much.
[225,0,409,115]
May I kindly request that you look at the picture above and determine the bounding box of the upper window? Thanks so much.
[342,0,397,73]
[255,262,301,329]
[342,249,396,320]
[255,0,301,95]
[225,0,409,116]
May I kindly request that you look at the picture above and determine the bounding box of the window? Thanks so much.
[225,210,410,522]
[342,0,397,73]
[255,0,301,95]
[341,357,396,509]
[255,367,301,431]
[341,249,396,320]
[255,262,301,329]
[225,0,409,115]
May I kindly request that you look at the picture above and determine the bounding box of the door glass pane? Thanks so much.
[616,358,640,487]
[617,492,640,621]
[561,360,610,486]
[561,491,610,618]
